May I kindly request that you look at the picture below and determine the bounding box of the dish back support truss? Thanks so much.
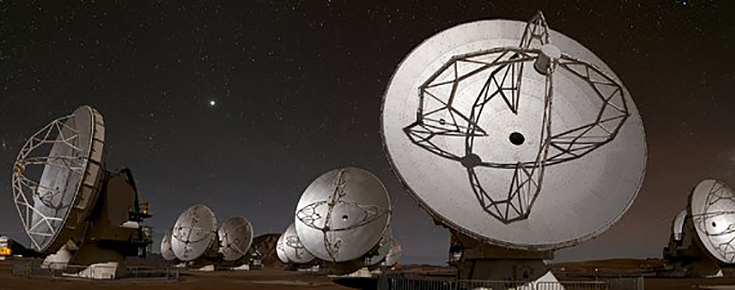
[403,12,630,223]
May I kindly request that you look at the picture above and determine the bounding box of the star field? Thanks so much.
[0,0,734,264]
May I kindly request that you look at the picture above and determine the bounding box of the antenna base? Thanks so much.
[42,242,126,279]
[450,231,557,282]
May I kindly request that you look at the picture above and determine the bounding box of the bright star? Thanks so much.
[209,100,216,106]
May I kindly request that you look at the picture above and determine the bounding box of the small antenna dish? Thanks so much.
[294,167,391,262]
[367,227,393,266]
[281,223,315,264]
[689,179,735,264]
[171,205,218,262]
[382,240,402,267]
[218,216,254,261]
[672,209,687,242]
[276,231,291,264]
[161,228,176,261]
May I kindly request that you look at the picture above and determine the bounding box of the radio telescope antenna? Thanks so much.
[218,216,254,261]
[161,228,176,261]
[673,210,687,242]
[367,226,393,266]
[281,223,315,264]
[171,205,218,262]
[663,180,735,277]
[276,231,291,264]
[12,106,105,253]
[294,167,391,263]
[690,179,735,264]
[11,106,153,279]
[381,11,646,282]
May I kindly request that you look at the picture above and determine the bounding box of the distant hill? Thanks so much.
[252,233,285,269]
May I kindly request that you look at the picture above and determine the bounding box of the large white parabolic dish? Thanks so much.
[11,106,105,253]
[281,223,315,264]
[690,179,735,264]
[218,216,254,261]
[381,18,646,250]
[171,205,218,261]
[295,167,391,262]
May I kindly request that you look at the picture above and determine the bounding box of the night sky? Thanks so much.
[0,0,733,265]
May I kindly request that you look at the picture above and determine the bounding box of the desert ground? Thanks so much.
[0,268,352,290]
[2,259,735,290]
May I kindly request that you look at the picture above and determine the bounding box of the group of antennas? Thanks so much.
[8,105,402,277]
[157,167,402,273]
[663,179,735,277]
[276,167,402,274]
[9,9,733,284]
[159,205,256,270]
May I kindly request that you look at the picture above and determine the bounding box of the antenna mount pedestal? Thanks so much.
[452,231,560,283]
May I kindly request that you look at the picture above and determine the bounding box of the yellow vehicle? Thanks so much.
[0,236,11,257]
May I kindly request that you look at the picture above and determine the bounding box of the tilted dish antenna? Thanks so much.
[10,106,152,278]
[380,10,646,250]
[689,179,735,264]
[281,223,315,264]
[171,205,218,261]
[11,106,105,253]
[161,227,176,261]
[218,216,254,261]
[294,167,391,262]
